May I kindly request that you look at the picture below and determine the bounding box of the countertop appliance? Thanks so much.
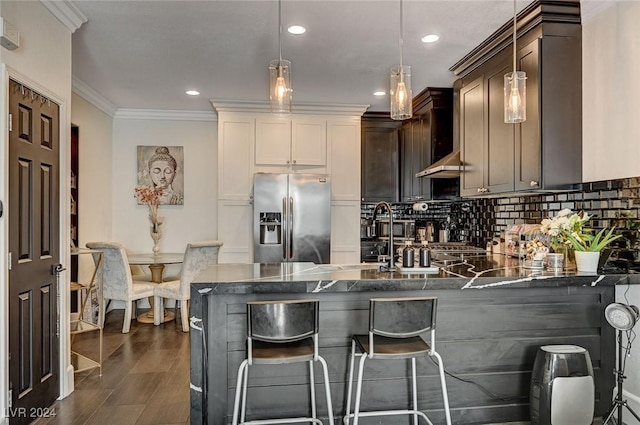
[530,345,594,425]
[360,240,387,263]
[253,173,331,264]
[377,219,415,241]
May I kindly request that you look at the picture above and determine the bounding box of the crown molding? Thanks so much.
[114,109,217,122]
[210,99,370,116]
[40,0,87,33]
[580,0,616,24]
[72,76,117,117]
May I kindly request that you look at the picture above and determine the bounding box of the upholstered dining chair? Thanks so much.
[85,242,157,333]
[153,240,223,331]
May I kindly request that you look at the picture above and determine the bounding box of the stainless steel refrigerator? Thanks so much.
[253,173,331,264]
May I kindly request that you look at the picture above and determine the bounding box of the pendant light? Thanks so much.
[390,0,412,120]
[504,0,526,123]
[269,0,292,113]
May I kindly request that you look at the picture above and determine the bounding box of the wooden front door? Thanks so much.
[8,79,61,424]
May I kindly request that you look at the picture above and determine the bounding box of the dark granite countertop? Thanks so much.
[192,254,631,293]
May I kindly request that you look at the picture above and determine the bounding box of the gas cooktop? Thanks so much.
[427,243,487,254]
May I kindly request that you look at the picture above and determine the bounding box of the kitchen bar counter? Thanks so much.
[190,259,628,424]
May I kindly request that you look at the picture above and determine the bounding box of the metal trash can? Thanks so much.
[530,345,594,425]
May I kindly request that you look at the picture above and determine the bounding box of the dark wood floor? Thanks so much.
[36,309,190,425]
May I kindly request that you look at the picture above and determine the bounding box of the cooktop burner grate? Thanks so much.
[427,243,486,254]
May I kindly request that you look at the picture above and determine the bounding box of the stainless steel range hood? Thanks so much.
[416,149,461,178]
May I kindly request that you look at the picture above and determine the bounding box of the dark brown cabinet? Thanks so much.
[361,114,401,202]
[361,89,454,203]
[401,87,454,201]
[401,117,430,201]
[453,0,582,197]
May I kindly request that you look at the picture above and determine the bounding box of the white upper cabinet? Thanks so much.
[291,119,327,166]
[218,116,254,200]
[255,117,326,166]
[212,100,368,264]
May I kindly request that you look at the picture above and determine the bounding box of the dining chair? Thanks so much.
[85,241,157,333]
[153,240,223,331]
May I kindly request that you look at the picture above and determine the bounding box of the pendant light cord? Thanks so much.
[278,0,283,63]
[399,0,404,67]
[512,0,517,73]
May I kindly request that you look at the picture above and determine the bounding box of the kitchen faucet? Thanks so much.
[372,201,395,270]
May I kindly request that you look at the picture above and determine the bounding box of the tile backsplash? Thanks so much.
[460,177,640,249]
[362,176,640,250]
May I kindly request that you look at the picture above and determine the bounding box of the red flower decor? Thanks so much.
[134,185,163,227]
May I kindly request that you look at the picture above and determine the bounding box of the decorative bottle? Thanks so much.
[402,240,415,268]
[419,241,431,267]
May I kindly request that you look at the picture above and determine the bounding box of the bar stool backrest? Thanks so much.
[248,299,319,343]
[369,297,437,338]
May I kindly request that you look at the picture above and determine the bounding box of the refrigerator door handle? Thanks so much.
[289,197,294,259]
[282,197,287,260]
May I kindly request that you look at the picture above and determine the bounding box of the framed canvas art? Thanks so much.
[137,145,184,205]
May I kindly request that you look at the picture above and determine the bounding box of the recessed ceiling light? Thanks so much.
[421,34,440,43]
[288,25,306,35]
[374,91,386,96]
[185,90,200,96]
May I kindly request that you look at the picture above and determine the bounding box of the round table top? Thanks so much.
[127,252,184,265]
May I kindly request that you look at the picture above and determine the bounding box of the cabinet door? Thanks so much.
[485,62,515,194]
[255,119,291,165]
[217,200,253,263]
[219,117,254,200]
[400,122,414,202]
[330,201,360,264]
[361,121,399,202]
[460,76,485,196]
[515,39,541,191]
[412,114,431,200]
[329,120,360,201]
[292,118,326,166]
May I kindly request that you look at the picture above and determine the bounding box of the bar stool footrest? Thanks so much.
[343,410,432,425]
[242,416,324,425]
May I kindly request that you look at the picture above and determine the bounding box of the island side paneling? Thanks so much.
[191,284,615,425]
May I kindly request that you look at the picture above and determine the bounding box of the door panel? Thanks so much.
[289,174,331,264]
[460,77,484,196]
[486,62,515,193]
[252,173,287,263]
[515,39,541,190]
[8,79,60,424]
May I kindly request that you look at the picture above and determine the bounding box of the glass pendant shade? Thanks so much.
[390,65,412,120]
[504,70,526,123]
[269,59,292,113]
[504,0,526,124]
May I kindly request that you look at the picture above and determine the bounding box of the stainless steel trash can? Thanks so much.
[530,345,594,425]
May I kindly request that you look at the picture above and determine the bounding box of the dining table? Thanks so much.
[127,252,183,324]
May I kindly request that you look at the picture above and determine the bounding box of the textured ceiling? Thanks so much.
[71,0,533,113]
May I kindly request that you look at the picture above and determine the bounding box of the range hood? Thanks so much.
[416,149,461,178]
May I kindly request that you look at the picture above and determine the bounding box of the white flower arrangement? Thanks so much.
[541,208,621,252]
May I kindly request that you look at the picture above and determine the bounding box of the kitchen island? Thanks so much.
[190,257,629,424]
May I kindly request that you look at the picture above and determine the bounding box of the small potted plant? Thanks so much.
[541,209,622,272]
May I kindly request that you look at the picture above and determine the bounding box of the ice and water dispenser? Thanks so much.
[259,212,281,245]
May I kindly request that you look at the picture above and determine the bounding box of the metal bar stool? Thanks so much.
[343,297,452,425]
[232,299,335,425]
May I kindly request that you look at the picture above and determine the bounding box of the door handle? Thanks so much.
[289,197,294,259]
[282,197,287,260]
[51,263,66,275]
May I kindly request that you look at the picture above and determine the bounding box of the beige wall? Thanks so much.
[111,116,218,257]
[70,93,114,281]
[583,4,640,419]
[583,1,640,181]
[0,0,74,416]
